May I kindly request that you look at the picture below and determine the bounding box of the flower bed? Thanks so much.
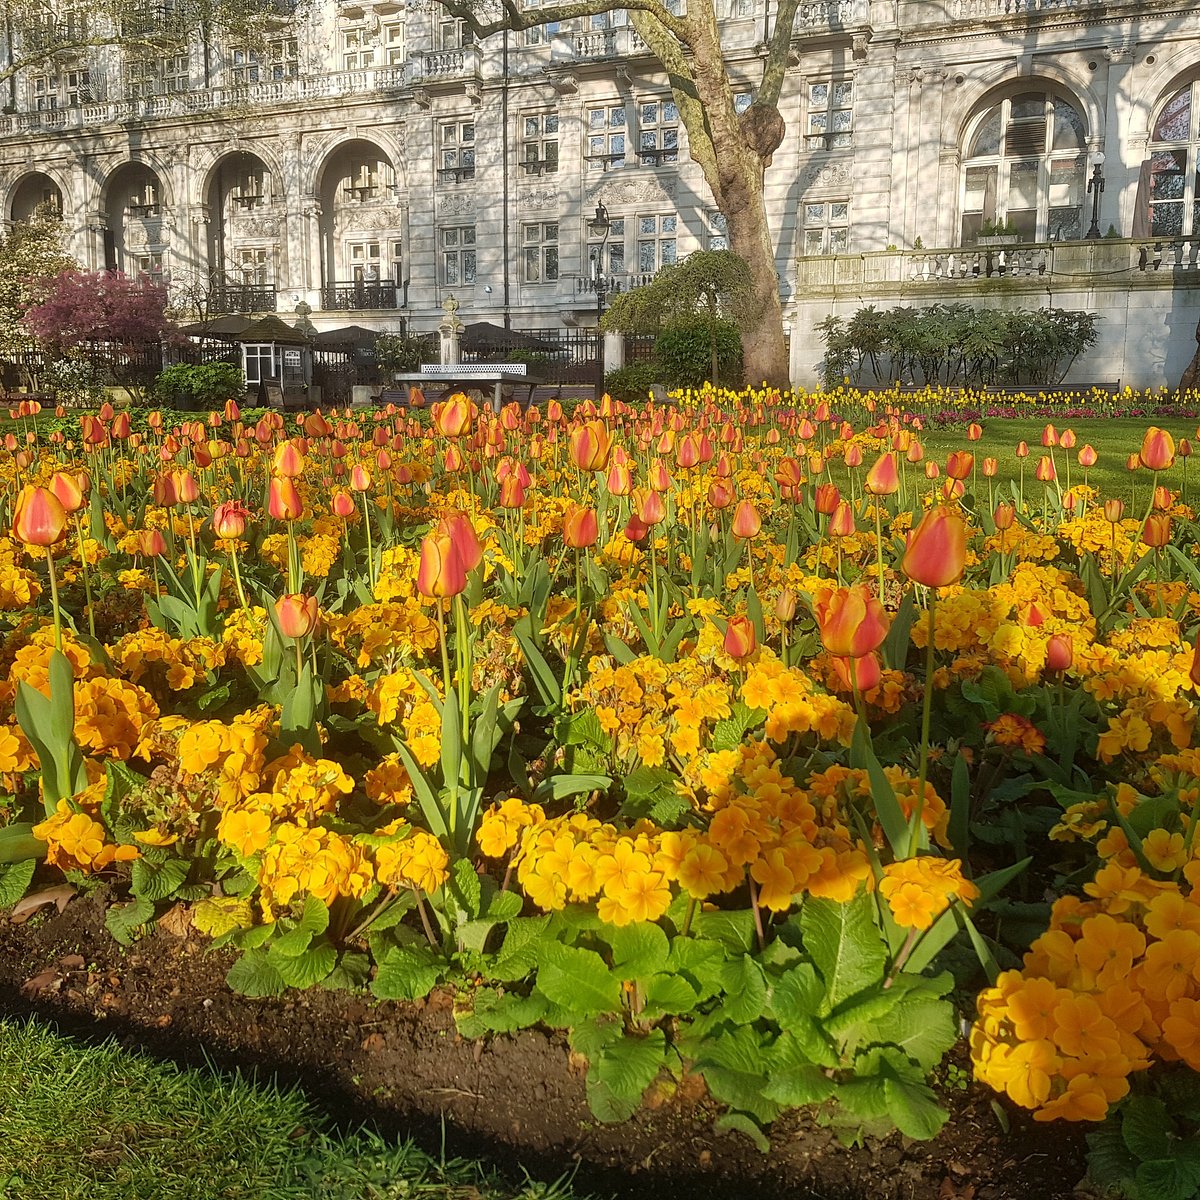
[1,390,1199,1194]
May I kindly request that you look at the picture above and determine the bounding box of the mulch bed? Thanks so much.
[0,888,1090,1200]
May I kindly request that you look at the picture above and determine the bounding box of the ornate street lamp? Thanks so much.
[1086,152,1106,240]
[587,202,611,401]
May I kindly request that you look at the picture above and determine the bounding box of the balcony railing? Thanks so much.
[795,0,870,27]
[209,286,277,315]
[321,281,398,311]
[411,46,482,82]
[793,238,1200,292]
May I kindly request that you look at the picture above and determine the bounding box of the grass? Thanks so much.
[0,1017,585,1200]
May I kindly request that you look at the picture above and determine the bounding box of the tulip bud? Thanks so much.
[1059,430,1077,450]
[12,484,67,546]
[349,464,371,492]
[1104,498,1125,524]
[1041,423,1058,448]
[1181,439,1193,460]
[433,394,472,438]
[831,651,882,694]
[1077,444,1097,469]
[865,452,900,496]
[814,483,841,516]
[1016,441,1029,459]
[268,476,303,521]
[775,588,797,624]
[331,490,356,518]
[1190,638,1200,690]
[416,530,467,597]
[966,423,983,442]
[275,593,320,639]
[1045,634,1073,673]
[901,506,967,588]
[1140,427,1176,471]
[569,420,613,472]
[562,504,599,549]
[731,499,762,540]
[1154,485,1172,511]
[138,528,167,557]
[1143,513,1172,547]
[1035,456,1056,483]
[828,500,856,537]
[994,502,1016,531]
[623,513,650,545]
[724,615,757,661]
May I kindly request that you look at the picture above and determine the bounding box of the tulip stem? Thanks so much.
[45,546,62,654]
[873,503,885,601]
[73,515,95,641]
[910,586,937,858]
[228,543,249,611]
[360,491,376,593]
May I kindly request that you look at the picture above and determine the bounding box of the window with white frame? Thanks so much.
[802,200,849,255]
[343,158,392,200]
[1145,80,1200,239]
[125,57,157,99]
[232,165,266,209]
[30,76,56,110]
[440,121,475,181]
[229,47,260,84]
[441,226,476,284]
[587,103,627,170]
[163,54,189,93]
[243,343,276,384]
[439,17,472,49]
[523,0,571,44]
[342,27,375,71]
[523,223,559,282]
[64,69,90,105]
[389,238,403,284]
[588,217,625,279]
[132,252,163,276]
[707,211,728,250]
[637,214,677,273]
[639,97,679,165]
[268,38,299,78]
[381,21,405,65]
[522,112,559,174]
[347,240,381,282]
[805,80,854,150]
[238,247,272,285]
[959,89,1087,243]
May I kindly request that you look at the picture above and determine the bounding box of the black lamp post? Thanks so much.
[587,202,611,401]
[1086,152,1106,240]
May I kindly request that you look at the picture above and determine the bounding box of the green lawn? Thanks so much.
[0,1018,583,1200]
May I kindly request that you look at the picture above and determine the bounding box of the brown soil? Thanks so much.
[0,888,1090,1200]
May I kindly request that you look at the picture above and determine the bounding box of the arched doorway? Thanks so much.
[206,151,279,314]
[10,172,63,223]
[317,139,403,311]
[102,163,166,276]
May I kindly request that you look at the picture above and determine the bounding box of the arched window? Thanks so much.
[959,90,1087,244]
[1146,81,1200,238]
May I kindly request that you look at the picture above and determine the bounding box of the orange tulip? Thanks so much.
[844,444,863,469]
[828,500,855,537]
[498,475,526,508]
[350,464,371,492]
[723,615,757,661]
[1154,485,1172,511]
[623,513,650,545]
[994,502,1016,531]
[49,471,85,514]
[864,452,900,496]
[563,504,599,549]
[1103,498,1125,524]
[637,489,667,526]
[966,423,983,441]
[649,459,672,492]
[982,457,998,478]
[416,530,467,597]
[138,528,167,557]
[901,506,967,588]
[813,584,890,658]
[1015,441,1029,459]
[1041,424,1058,448]
[1143,513,1172,547]
[731,499,762,540]
[13,484,67,546]
[275,593,319,639]
[569,420,612,472]
[211,500,250,539]
[708,481,735,510]
[432,394,472,438]
[775,588,797,623]
[267,476,303,521]
[1078,444,1097,468]
[1140,427,1176,471]
[831,651,882,694]
[331,490,356,518]
[438,512,483,572]
[1035,456,1056,483]
[945,451,973,480]
[1045,634,1073,673]
[1059,429,1076,450]
[1181,438,1193,460]
[814,483,841,516]
[273,441,306,477]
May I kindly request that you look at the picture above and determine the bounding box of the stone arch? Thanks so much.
[98,160,169,275]
[8,169,66,224]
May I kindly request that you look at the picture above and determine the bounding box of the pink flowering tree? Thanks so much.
[23,269,174,402]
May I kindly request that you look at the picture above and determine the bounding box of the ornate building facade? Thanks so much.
[2,0,1200,387]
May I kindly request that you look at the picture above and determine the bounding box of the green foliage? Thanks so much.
[603,362,659,404]
[375,333,437,375]
[653,316,743,390]
[816,302,1100,388]
[154,362,244,408]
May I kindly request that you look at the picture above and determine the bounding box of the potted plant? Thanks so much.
[976,218,1021,247]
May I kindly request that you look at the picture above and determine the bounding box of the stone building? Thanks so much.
[2,0,1199,389]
